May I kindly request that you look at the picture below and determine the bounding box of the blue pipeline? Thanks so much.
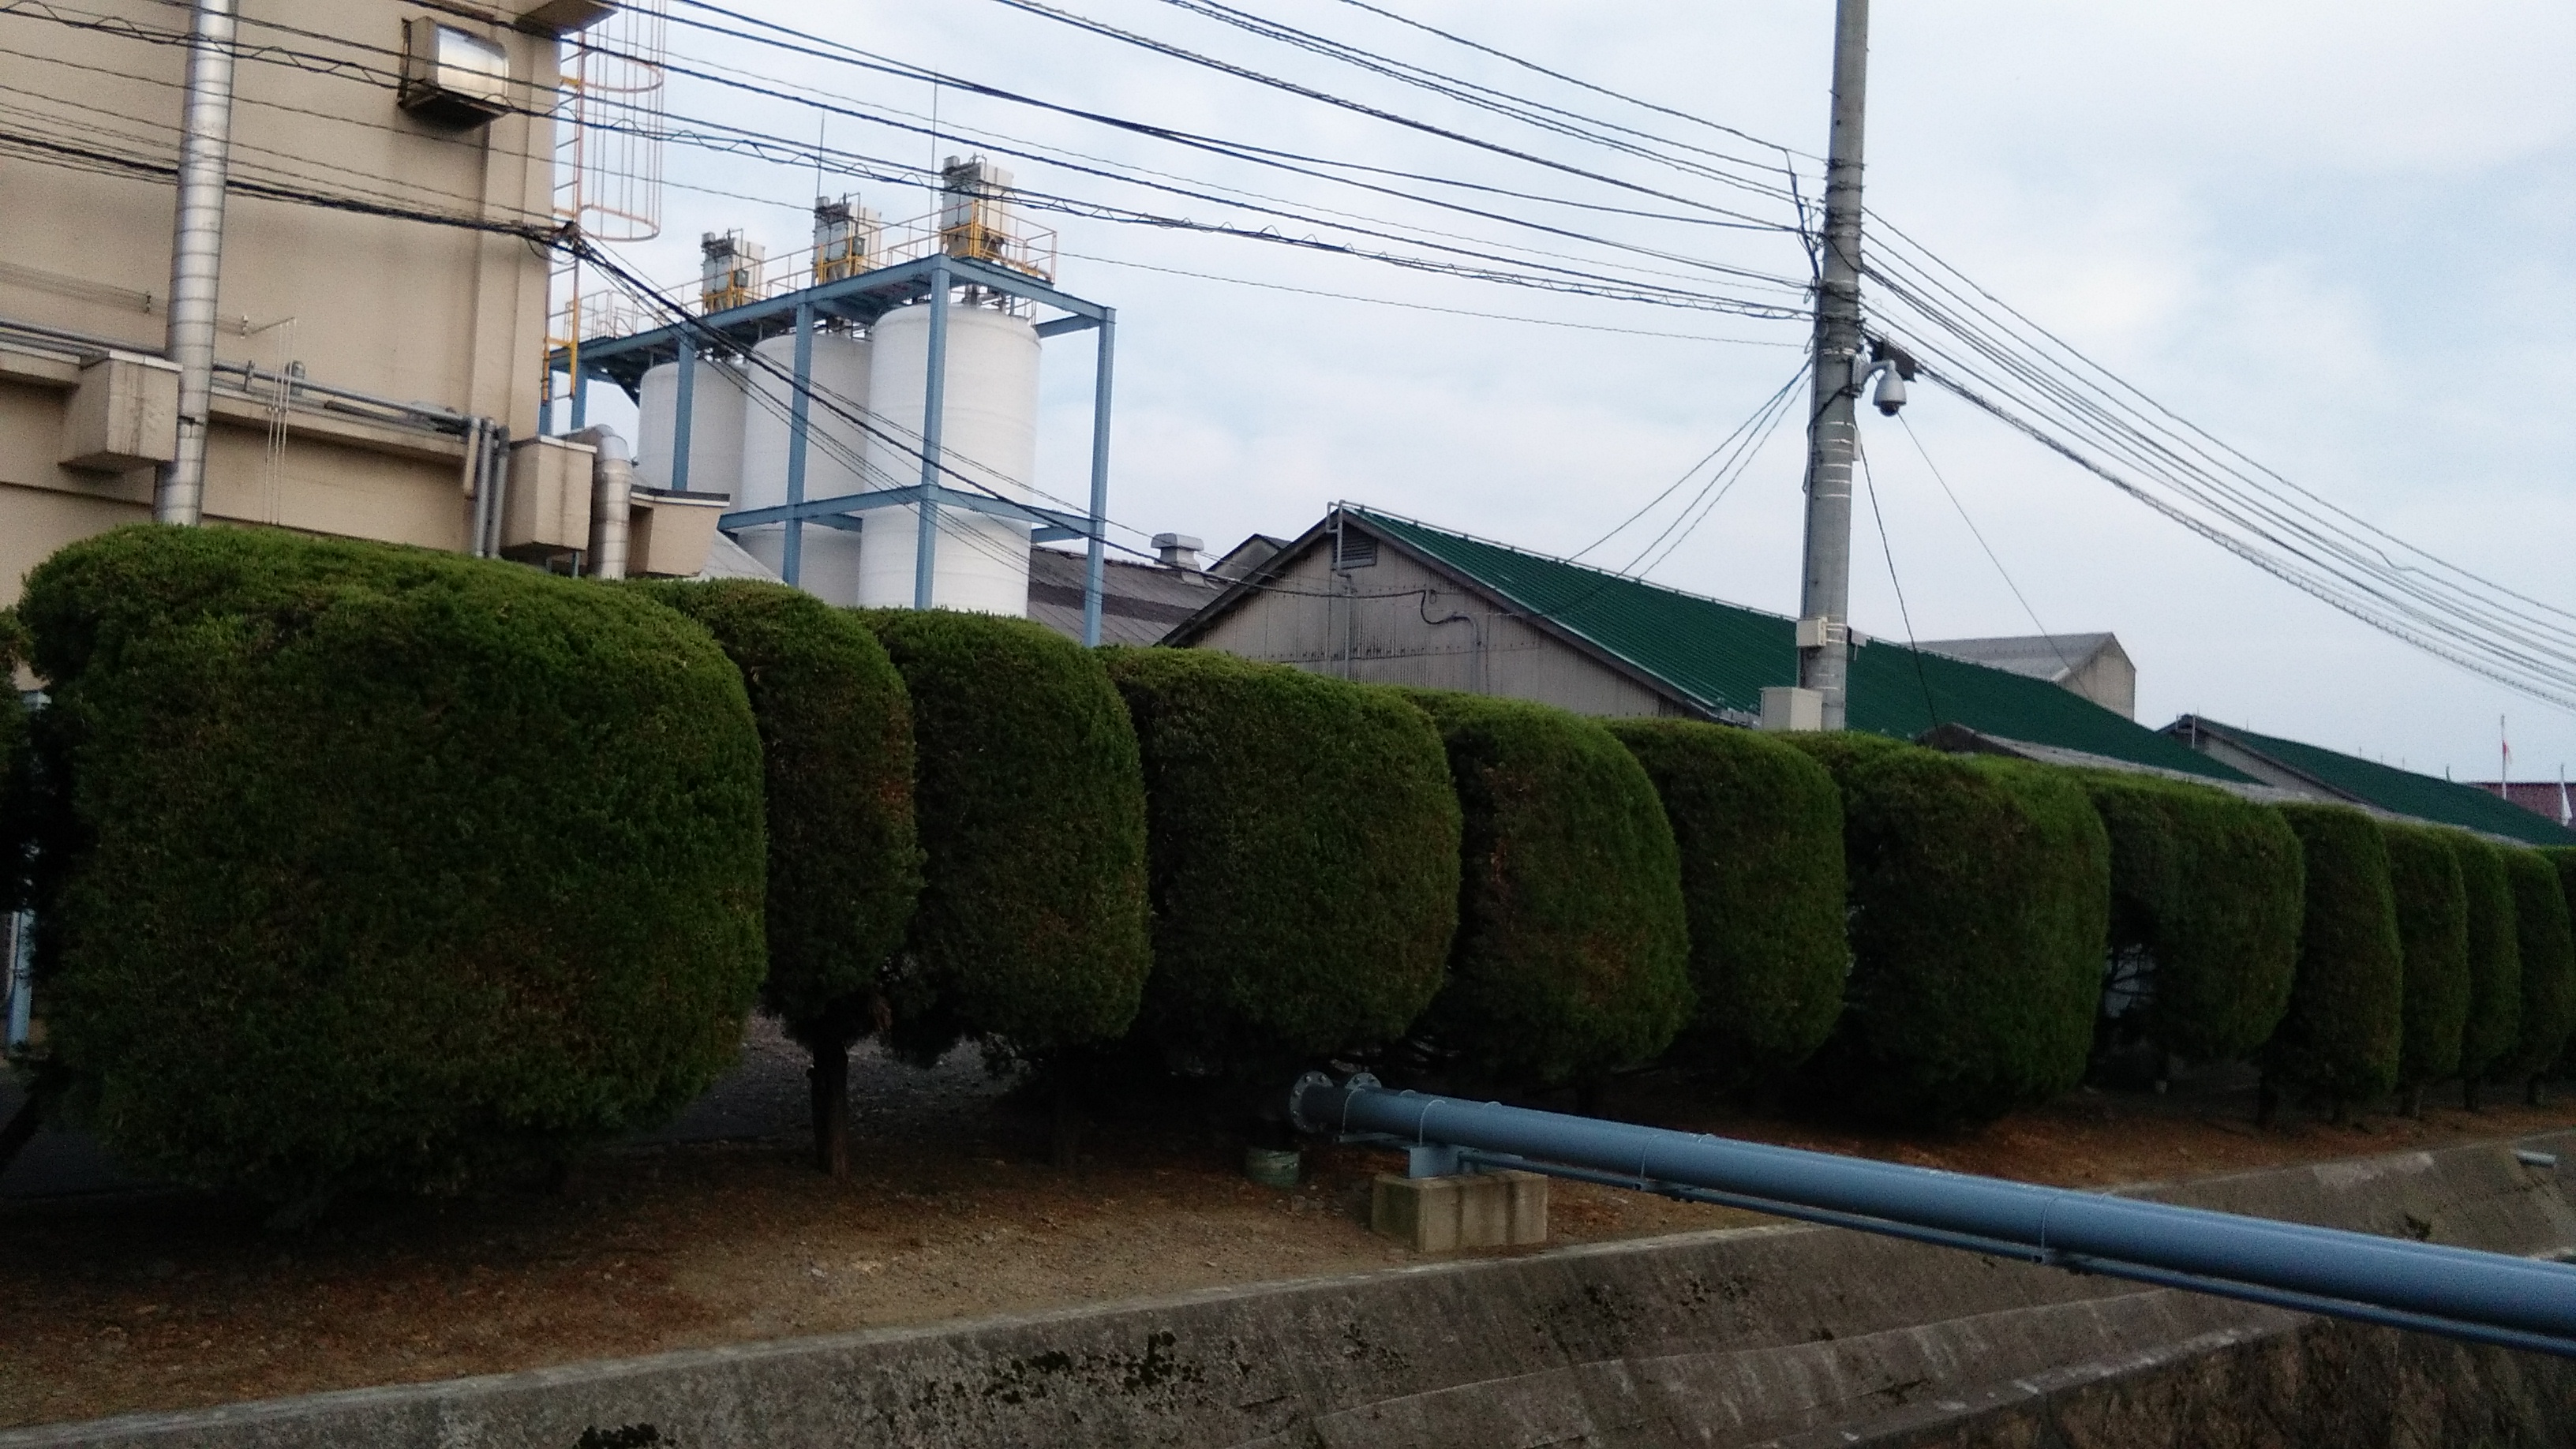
[1289,1075,2576,1358]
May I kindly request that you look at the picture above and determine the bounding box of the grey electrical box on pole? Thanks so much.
[1793,0,1872,730]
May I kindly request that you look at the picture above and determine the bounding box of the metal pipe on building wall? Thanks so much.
[568,425,633,580]
[156,0,239,526]
[1290,1076,2576,1358]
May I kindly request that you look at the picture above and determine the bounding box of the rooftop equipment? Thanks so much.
[812,197,882,285]
[1290,1074,2576,1359]
[398,19,511,126]
[699,232,765,313]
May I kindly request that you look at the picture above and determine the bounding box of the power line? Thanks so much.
[1896,412,2082,684]
[1854,432,1941,727]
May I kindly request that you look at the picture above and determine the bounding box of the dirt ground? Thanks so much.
[6,1029,2574,1432]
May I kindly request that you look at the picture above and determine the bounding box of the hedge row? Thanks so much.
[1604,721,1845,1087]
[1778,737,2107,1127]
[859,611,1153,1071]
[2080,772,2301,1064]
[2266,804,2405,1111]
[17,526,767,1200]
[1403,691,1693,1087]
[2382,822,2470,1103]
[2500,849,2576,1090]
[630,580,922,1175]
[19,526,2576,1201]
[2455,837,2522,1090]
[1103,648,1458,1068]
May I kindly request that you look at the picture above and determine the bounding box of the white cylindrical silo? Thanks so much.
[635,355,749,500]
[737,330,872,605]
[856,300,1040,616]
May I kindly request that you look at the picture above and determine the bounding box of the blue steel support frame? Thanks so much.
[912,253,953,612]
[569,366,588,432]
[554,252,1114,627]
[1081,311,1117,647]
[671,331,697,493]
[1290,1075,2576,1360]
[783,301,816,586]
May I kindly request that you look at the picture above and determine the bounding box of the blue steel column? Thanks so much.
[570,366,589,432]
[1081,312,1117,647]
[912,254,953,612]
[783,302,816,586]
[671,331,698,493]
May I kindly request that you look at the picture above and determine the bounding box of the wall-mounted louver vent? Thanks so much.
[1335,534,1379,570]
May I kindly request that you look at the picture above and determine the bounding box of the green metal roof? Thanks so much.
[2180,719,2576,848]
[1349,507,2250,784]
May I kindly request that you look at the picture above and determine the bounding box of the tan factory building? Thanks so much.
[0,0,626,605]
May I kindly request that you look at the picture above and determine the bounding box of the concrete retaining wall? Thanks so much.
[9,1132,2574,1449]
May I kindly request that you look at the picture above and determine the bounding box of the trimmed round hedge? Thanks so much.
[2453,835,2522,1087]
[1605,719,1845,1084]
[1780,737,2108,1127]
[631,581,921,1039]
[1402,691,1691,1087]
[2380,823,2470,1096]
[2497,848,2576,1087]
[2265,804,2404,1109]
[2078,773,2301,1063]
[19,525,767,1199]
[1101,649,1458,1063]
[859,610,1151,1062]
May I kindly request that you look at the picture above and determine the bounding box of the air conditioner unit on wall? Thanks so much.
[399,19,510,127]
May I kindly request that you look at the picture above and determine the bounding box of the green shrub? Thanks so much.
[2454,836,2522,1090]
[1605,720,1844,1084]
[1100,649,1457,1063]
[631,581,921,1174]
[2497,848,2576,1088]
[2379,823,2469,1098]
[1402,691,1691,1087]
[1779,737,2107,1127]
[19,526,766,1200]
[859,611,1151,1066]
[2079,773,2301,1062]
[2264,805,2404,1109]
[2547,849,2576,1079]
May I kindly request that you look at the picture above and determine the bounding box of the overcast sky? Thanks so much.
[594,1,2576,782]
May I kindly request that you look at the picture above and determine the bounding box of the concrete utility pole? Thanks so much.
[1793,0,1872,729]
[157,0,240,526]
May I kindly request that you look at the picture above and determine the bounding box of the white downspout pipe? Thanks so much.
[156,0,240,526]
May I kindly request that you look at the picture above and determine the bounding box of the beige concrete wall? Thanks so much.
[1193,537,1683,719]
[2069,641,2138,720]
[0,0,571,602]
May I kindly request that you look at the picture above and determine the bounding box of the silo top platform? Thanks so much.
[552,252,1110,401]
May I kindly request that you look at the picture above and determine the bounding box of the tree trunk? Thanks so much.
[2529,1076,2547,1109]
[2465,1077,2484,1113]
[2330,1096,2349,1128]
[810,1041,851,1179]
[1050,1082,1082,1171]
[2255,1074,2279,1129]
[2402,1084,2424,1118]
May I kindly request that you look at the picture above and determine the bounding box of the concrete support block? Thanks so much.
[628,490,727,578]
[1372,1170,1548,1252]
[500,436,594,558]
[60,356,180,473]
